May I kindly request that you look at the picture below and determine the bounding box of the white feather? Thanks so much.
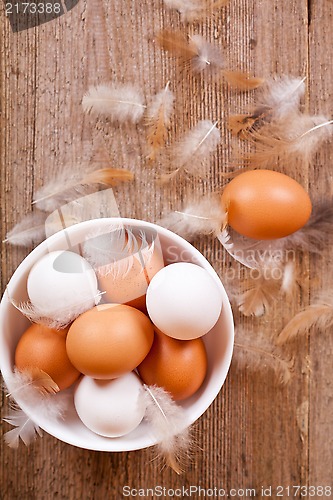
[177,121,220,175]
[82,224,154,278]
[5,367,59,398]
[33,167,116,213]
[3,393,71,448]
[158,195,226,241]
[3,370,71,448]
[163,0,228,22]
[4,212,48,247]
[10,292,102,330]
[281,261,298,296]
[162,120,220,181]
[246,113,333,168]
[142,385,191,474]
[217,228,261,269]
[3,408,42,449]
[82,83,146,123]
[146,84,174,125]
[282,114,333,154]
[4,369,72,417]
[146,83,175,160]
[163,0,202,21]
[189,35,224,75]
[258,76,306,120]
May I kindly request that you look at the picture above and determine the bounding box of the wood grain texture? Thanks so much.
[1,0,332,499]
[308,0,333,488]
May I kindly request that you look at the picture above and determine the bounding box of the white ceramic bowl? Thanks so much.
[0,218,234,452]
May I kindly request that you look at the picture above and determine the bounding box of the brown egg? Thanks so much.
[97,241,164,311]
[15,324,80,390]
[221,169,312,240]
[66,304,154,379]
[138,329,207,401]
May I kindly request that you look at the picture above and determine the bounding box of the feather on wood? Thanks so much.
[242,114,333,169]
[146,83,175,161]
[229,76,306,138]
[142,384,192,474]
[157,31,263,88]
[158,195,226,241]
[277,291,333,345]
[4,212,48,247]
[163,0,229,22]
[82,83,146,123]
[234,327,294,385]
[161,120,220,182]
[33,167,134,212]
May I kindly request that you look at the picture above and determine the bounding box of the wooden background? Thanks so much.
[1,0,333,498]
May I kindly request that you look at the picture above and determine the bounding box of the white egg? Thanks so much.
[27,250,100,321]
[74,373,145,438]
[146,262,222,340]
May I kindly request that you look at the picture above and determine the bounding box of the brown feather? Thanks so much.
[241,114,333,168]
[277,291,333,345]
[157,31,264,90]
[147,115,167,162]
[33,167,134,212]
[6,367,60,398]
[222,71,265,91]
[83,168,134,186]
[156,30,197,61]
[234,327,294,385]
[145,84,174,162]
[229,76,306,139]
[233,270,282,317]
[189,0,230,20]
[228,109,267,138]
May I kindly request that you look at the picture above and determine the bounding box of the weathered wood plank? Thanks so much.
[308,0,333,488]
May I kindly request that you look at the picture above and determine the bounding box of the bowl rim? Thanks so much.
[0,217,234,452]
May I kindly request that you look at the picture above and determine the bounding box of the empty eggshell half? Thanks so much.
[82,227,164,310]
[97,244,164,309]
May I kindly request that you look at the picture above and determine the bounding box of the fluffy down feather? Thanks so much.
[158,195,226,241]
[146,83,175,161]
[234,327,294,385]
[10,291,102,330]
[277,290,333,345]
[142,384,192,474]
[243,113,333,168]
[33,167,134,213]
[229,76,306,137]
[82,83,146,123]
[163,0,229,22]
[161,120,220,182]
[3,369,71,448]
